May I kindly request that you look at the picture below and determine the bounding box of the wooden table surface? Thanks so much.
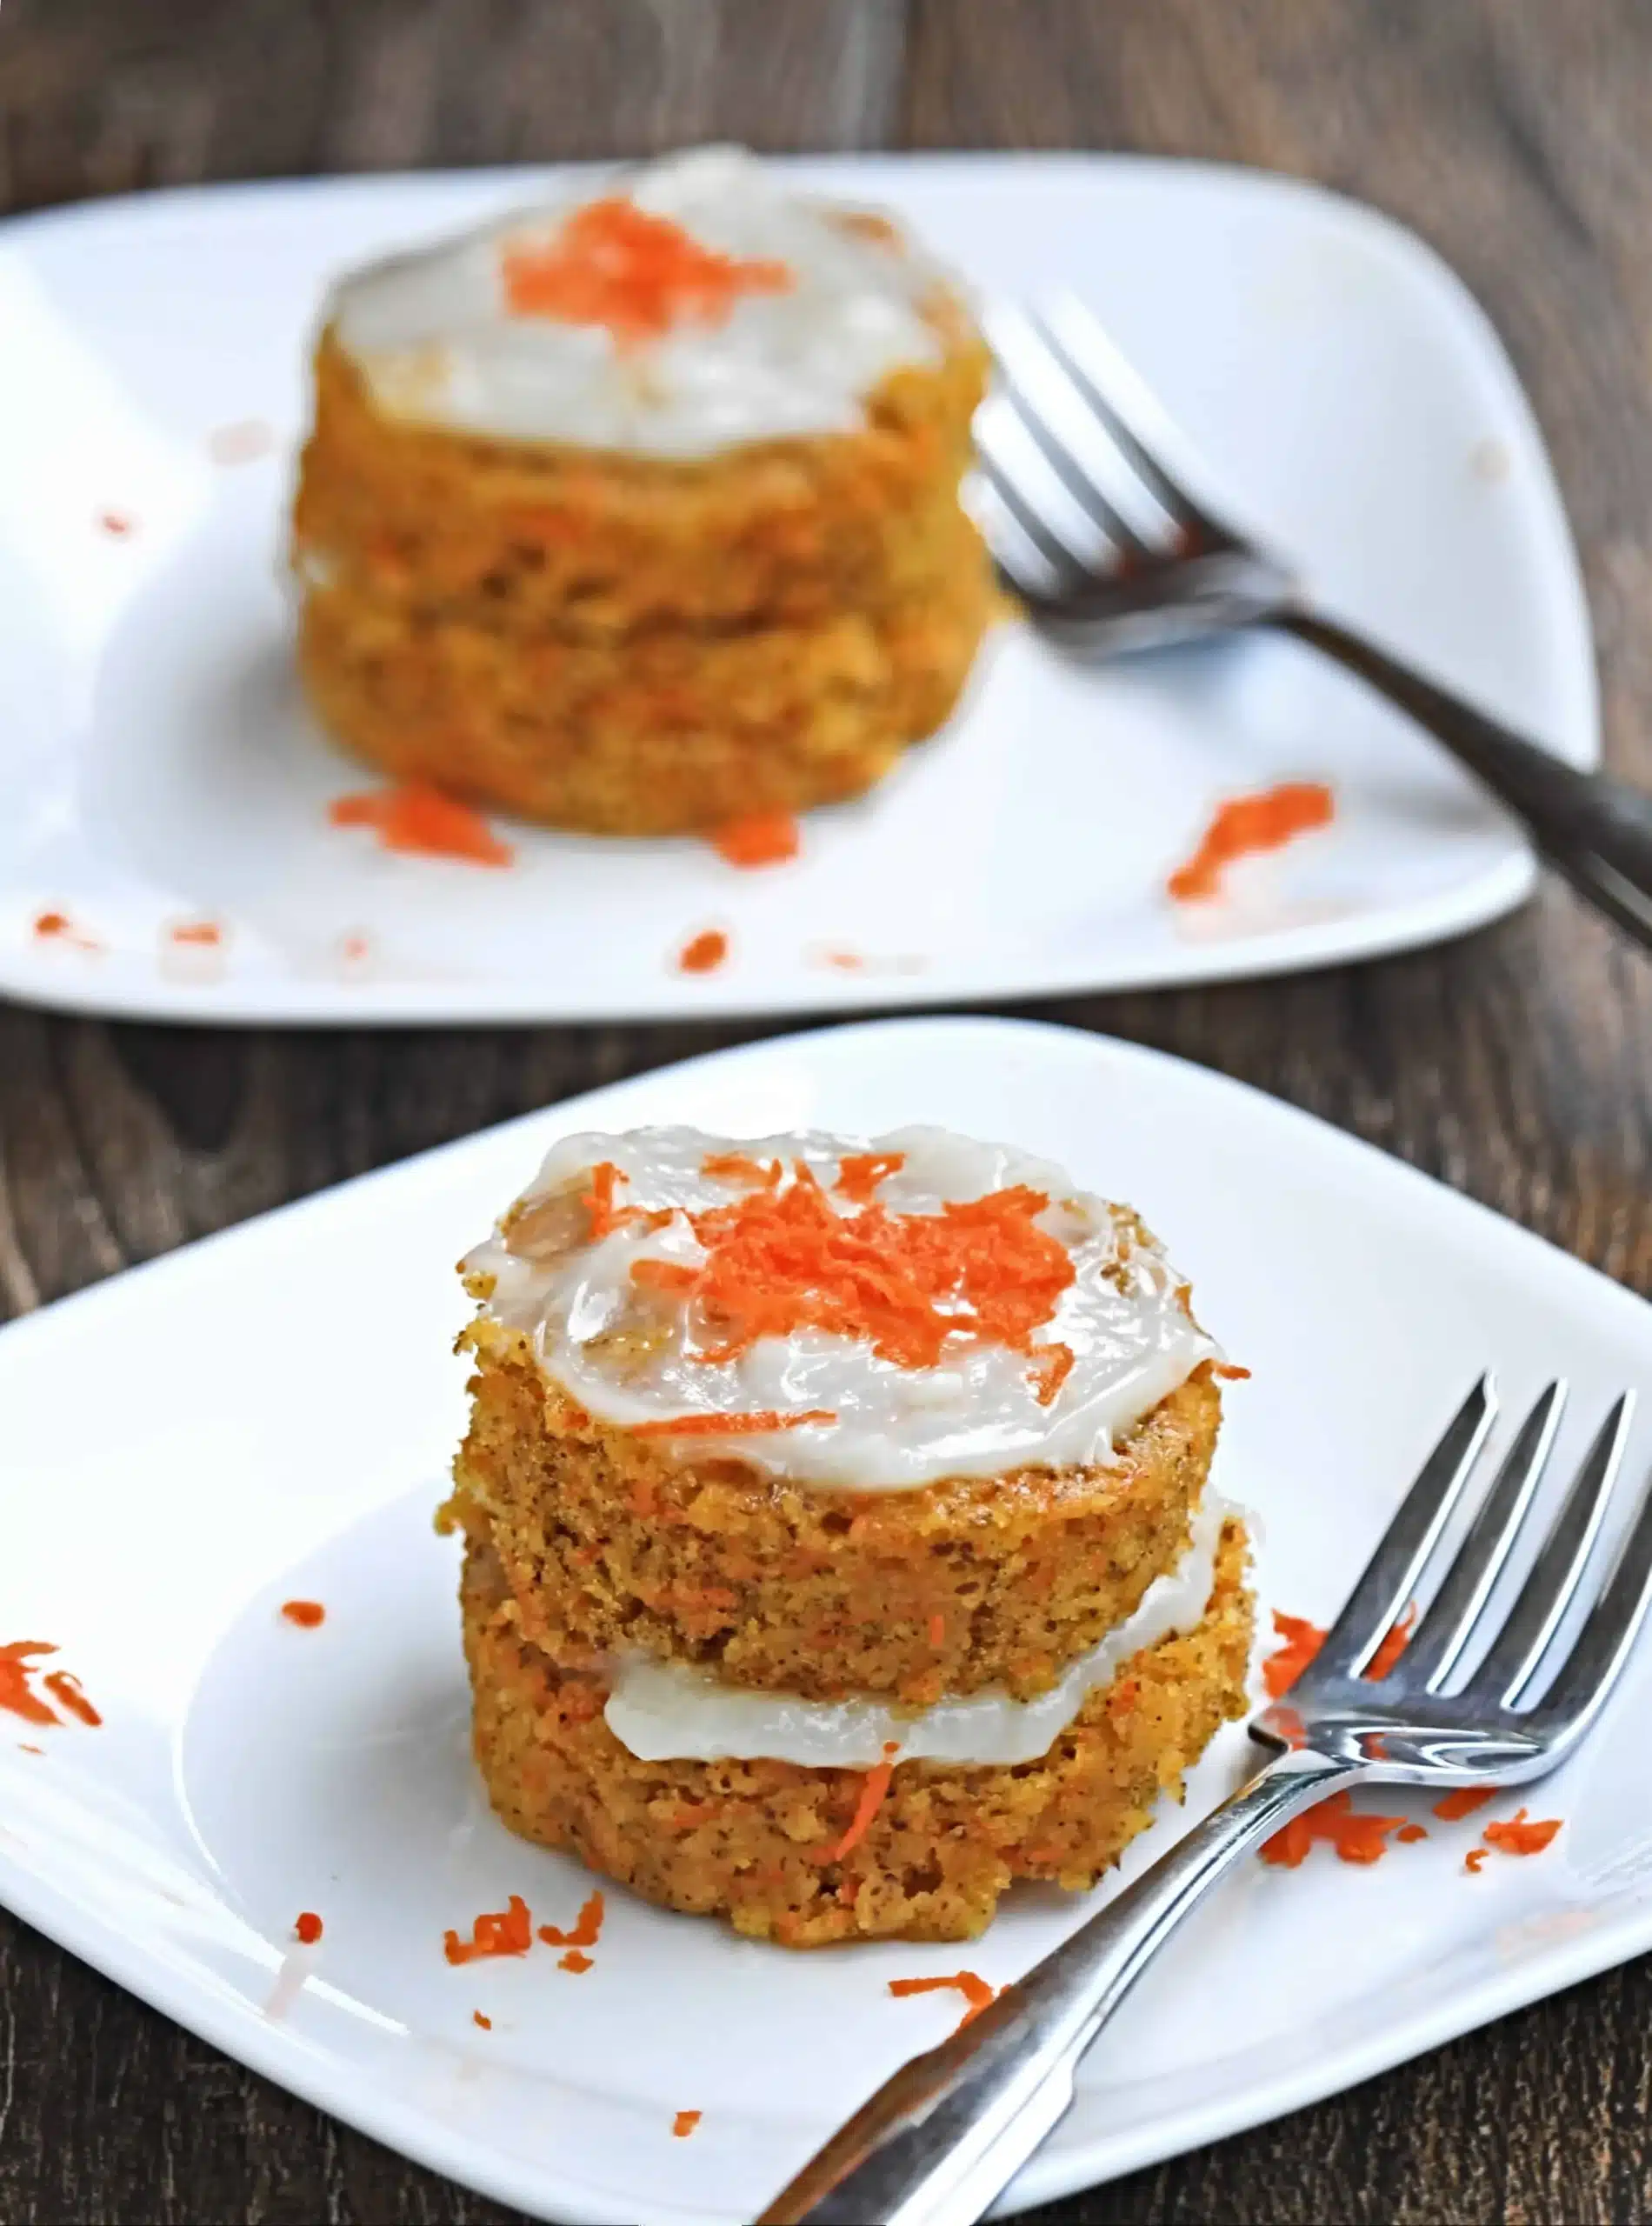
[3,2,1652,2219]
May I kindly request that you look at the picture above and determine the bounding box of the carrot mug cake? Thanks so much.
[292,147,994,835]
[439,1125,1253,1946]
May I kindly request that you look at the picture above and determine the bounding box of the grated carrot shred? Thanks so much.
[582,1161,672,1243]
[1465,1846,1489,1874]
[678,928,729,974]
[443,1894,533,1964]
[672,2109,702,2138]
[0,1643,61,1729]
[1396,1823,1429,1844]
[711,811,800,869]
[888,1970,997,2032]
[538,1889,605,1949]
[472,2010,492,2029]
[703,1151,782,1189]
[1482,1807,1563,1856]
[629,1408,836,1438]
[1260,1790,1407,1869]
[816,1743,901,1863]
[329,782,513,865]
[558,1949,594,1974]
[627,1166,1075,1373]
[835,1151,906,1205]
[281,1600,326,1630]
[1261,1611,1327,1700]
[1433,1787,1495,1823]
[501,197,792,344]
[1027,1343,1076,1407]
[170,919,223,947]
[41,1670,101,1727]
[295,1911,323,1945]
[1168,782,1336,902]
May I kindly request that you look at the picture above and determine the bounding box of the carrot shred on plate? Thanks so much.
[294,1911,323,1945]
[0,1643,63,1729]
[32,910,101,952]
[169,918,223,948]
[41,1670,101,1727]
[835,1150,905,1204]
[1167,782,1336,902]
[443,1894,533,1964]
[1482,1807,1563,1856]
[818,1743,900,1863]
[1261,1611,1327,1700]
[677,928,729,974]
[1465,1846,1489,1874]
[711,810,800,868]
[472,2010,493,2030]
[558,1949,594,1974]
[1260,1790,1407,1869]
[1396,1823,1429,1844]
[671,2109,703,2138]
[888,1970,997,2031]
[281,1599,326,1630]
[501,197,791,344]
[538,1889,605,1949]
[1433,1787,1496,1823]
[329,782,513,866]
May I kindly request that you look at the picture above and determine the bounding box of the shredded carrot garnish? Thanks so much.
[672,2109,702,2138]
[1482,1808,1563,1856]
[888,1970,997,2031]
[330,783,513,866]
[1213,1361,1253,1381]
[97,510,134,537]
[281,1600,326,1630]
[443,1895,533,1964]
[835,1151,906,1205]
[1465,1846,1489,1874]
[169,919,223,948]
[678,928,729,974]
[703,1151,783,1189]
[17,1743,43,1756]
[928,1614,946,1649]
[1027,1343,1076,1407]
[502,197,792,344]
[41,1671,101,1727]
[1261,1611,1327,1700]
[1433,1787,1495,1823]
[1168,782,1336,902]
[1396,1823,1429,1844]
[821,949,865,971]
[628,1409,836,1438]
[32,910,100,951]
[1260,1790,1407,1869]
[0,1643,61,1729]
[558,1949,594,1974]
[295,1911,323,1945]
[538,1889,605,1949]
[629,1166,1076,1373]
[818,1743,900,1863]
[583,1161,674,1243]
[711,811,800,869]
[1366,1601,1416,1680]
[472,2010,492,2029]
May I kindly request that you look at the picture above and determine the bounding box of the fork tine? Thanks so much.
[1036,295,1235,540]
[1535,1455,1652,1736]
[1309,1376,1496,1682]
[1466,1393,1635,1709]
[1402,1382,1568,1691]
[982,303,1176,552]
[970,410,1091,595]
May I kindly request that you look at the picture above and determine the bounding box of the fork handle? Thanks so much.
[1276,608,1652,951]
[756,1748,1354,2226]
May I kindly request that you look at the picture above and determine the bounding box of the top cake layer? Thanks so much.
[462,1123,1216,1491]
[327,145,956,457]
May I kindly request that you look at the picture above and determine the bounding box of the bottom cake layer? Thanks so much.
[459,1519,1254,1946]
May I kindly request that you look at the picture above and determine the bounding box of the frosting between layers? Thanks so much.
[328,145,950,457]
[464,1122,1217,1490]
[604,1493,1239,1767]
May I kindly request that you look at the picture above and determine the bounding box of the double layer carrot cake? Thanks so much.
[292,146,993,835]
[439,1126,1252,1945]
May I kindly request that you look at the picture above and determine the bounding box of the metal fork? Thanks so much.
[757,1375,1652,2226]
[973,297,1652,955]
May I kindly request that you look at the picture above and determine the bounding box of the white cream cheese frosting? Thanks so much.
[463,1121,1217,1492]
[328,144,952,457]
[604,1490,1237,1767]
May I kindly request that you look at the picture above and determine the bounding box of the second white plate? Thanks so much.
[0,155,1595,1024]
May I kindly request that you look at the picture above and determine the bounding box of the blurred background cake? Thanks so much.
[440,1123,1252,1945]
[292,146,993,836]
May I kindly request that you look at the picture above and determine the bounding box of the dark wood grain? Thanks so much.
[3,2,1652,2219]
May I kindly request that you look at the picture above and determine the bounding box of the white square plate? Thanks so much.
[0,156,1595,1026]
[3,1015,1650,2225]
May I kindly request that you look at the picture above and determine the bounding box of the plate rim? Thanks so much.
[2,1011,1651,2222]
[0,152,1595,1025]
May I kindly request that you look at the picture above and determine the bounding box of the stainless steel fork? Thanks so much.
[757,1375,1652,2226]
[973,297,1652,954]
